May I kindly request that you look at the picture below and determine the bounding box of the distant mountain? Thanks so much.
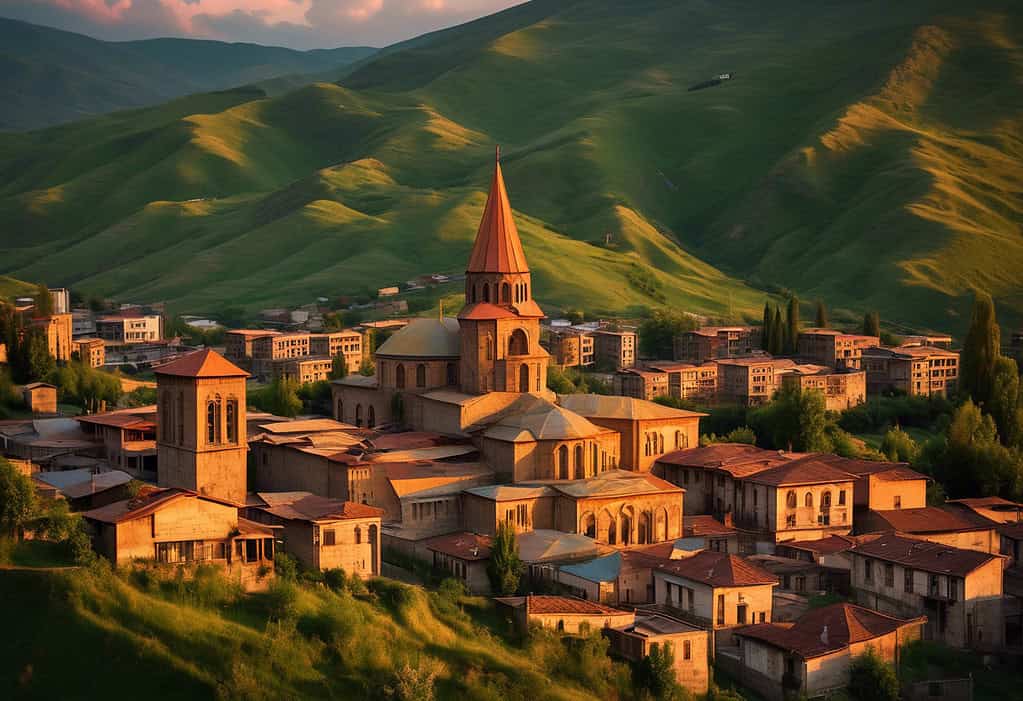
[0,18,376,130]
[0,0,1020,334]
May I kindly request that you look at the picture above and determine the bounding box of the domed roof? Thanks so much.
[375,317,461,359]
[484,396,605,442]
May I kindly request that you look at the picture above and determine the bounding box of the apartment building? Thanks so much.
[309,330,363,374]
[224,329,280,368]
[674,326,762,364]
[273,356,334,385]
[862,345,959,397]
[716,358,795,406]
[251,332,311,376]
[29,312,73,361]
[593,329,638,369]
[49,287,70,314]
[547,327,595,368]
[613,368,669,401]
[96,314,162,345]
[777,365,867,411]
[72,309,96,337]
[797,329,878,370]
[647,362,718,402]
[73,337,106,368]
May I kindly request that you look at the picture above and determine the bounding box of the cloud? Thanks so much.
[0,0,524,48]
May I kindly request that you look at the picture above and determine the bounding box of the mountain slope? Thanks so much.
[0,18,375,130]
[0,0,1020,332]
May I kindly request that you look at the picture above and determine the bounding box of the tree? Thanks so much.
[18,327,55,383]
[770,307,785,356]
[960,291,1001,406]
[814,299,828,329]
[633,642,683,700]
[880,427,920,463]
[785,296,800,354]
[927,400,1022,499]
[487,520,524,595]
[863,311,880,338]
[761,302,772,351]
[329,354,349,380]
[989,355,1023,449]
[32,284,53,317]
[0,457,39,540]
[639,309,698,359]
[847,647,898,701]
[252,378,303,418]
[752,384,828,452]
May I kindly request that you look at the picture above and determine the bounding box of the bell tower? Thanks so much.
[458,148,549,395]
[155,348,249,504]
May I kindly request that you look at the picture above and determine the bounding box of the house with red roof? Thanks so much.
[729,603,925,700]
[494,594,635,634]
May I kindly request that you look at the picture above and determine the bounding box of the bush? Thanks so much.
[847,647,898,701]
[265,580,299,621]
[324,567,348,592]
[274,552,298,581]
[390,656,442,701]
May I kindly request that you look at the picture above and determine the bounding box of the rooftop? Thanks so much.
[484,396,607,442]
[653,550,778,587]
[863,506,990,534]
[557,393,706,421]
[684,515,736,537]
[849,532,999,576]
[153,348,248,378]
[516,529,610,563]
[781,534,859,555]
[466,154,529,275]
[252,493,383,522]
[421,531,492,561]
[540,470,682,499]
[746,455,855,487]
[375,317,461,358]
[496,595,629,616]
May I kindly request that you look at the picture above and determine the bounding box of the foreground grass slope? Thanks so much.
[0,0,1019,330]
[0,567,615,701]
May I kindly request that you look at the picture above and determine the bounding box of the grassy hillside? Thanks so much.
[0,566,625,700]
[0,0,1020,332]
[0,18,375,130]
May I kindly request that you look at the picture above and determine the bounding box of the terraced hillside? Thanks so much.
[0,0,1020,331]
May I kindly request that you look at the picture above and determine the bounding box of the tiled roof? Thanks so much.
[422,531,492,561]
[82,488,191,524]
[735,603,923,659]
[864,507,990,534]
[557,393,706,421]
[458,301,546,320]
[781,534,858,555]
[76,409,156,431]
[467,155,529,274]
[522,595,629,616]
[484,395,607,442]
[375,317,461,358]
[255,494,383,522]
[545,470,682,499]
[258,419,357,435]
[657,443,780,468]
[463,484,556,501]
[653,551,778,587]
[684,515,736,537]
[34,469,132,499]
[813,453,925,482]
[746,455,854,487]
[849,532,998,576]
[153,348,248,378]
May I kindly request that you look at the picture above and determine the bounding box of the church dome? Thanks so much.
[375,317,461,358]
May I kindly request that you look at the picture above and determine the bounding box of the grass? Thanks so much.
[0,539,76,569]
[0,564,628,701]
[854,426,940,451]
[0,0,1020,333]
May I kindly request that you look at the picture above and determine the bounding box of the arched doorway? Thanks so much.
[509,329,529,356]
[581,513,596,538]
[519,363,530,392]
[607,517,617,545]
[620,508,634,546]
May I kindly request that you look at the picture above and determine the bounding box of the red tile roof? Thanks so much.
[747,455,855,487]
[76,410,156,431]
[153,348,248,378]
[684,515,736,537]
[254,494,383,522]
[657,443,780,468]
[422,531,492,561]
[813,453,926,482]
[82,488,190,524]
[864,507,990,535]
[467,153,529,274]
[849,532,999,576]
[781,534,858,555]
[653,551,778,587]
[523,595,629,616]
[736,603,924,658]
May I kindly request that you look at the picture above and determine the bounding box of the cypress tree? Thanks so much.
[786,296,800,354]
[863,311,880,337]
[961,291,1001,406]
[761,301,772,351]
[814,300,828,329]
[770,307,785,355]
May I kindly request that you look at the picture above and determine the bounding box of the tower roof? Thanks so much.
[154,348,248,378]
[467,150,530,274]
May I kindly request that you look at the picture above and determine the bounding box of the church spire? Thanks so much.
[466,146,530,274]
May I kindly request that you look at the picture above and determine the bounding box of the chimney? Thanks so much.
[820,625,828,645]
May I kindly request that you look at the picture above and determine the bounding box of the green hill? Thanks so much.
[0,18,376,130]
[0,0,1020,332]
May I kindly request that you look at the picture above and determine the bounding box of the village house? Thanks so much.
[420,531,493,593]
[606,613,711,694]
[73,337,106,368]
[646,362,718,402]
[613,368,669,401]
[33,468,134,511]
[96,314,162,345]
[244,492,383,577]
[681,514,739,554]
[848,532,1005,649]
[250,332,311,376]
[82,488,275,591]
[557,550,658,604]
[776,364,866,411]
[728,603,924,701]
[715,357,796,406]
[674,326,762,364]
[76,406,158,475]
[496,594,636,634]
[746,553,830,595]
[653,550,778,646]
[856,506,1000,554]
[22,382,57,414]
[862,345,959,397]
[796,329,878,370]
[813,454,929,512]
[774,534,859,593]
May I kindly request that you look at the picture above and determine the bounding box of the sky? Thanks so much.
[0,0,525,49]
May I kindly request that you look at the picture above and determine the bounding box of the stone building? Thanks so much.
[29,312,73,362]
[273,356,333,385]
[245,492,382,577]
[251,332,310,376]
[96,314,162,345]
[309,330,363,373]
[73,337,106,368]
[646,362,718,402]
[857,506,1000,554]
[21,382,57,414]
[796,329,879,370]
[606,614,711,694]
[777,365,866,411]
[155,349,249,505]
[496,594,636,634]
[674,326,762,364]
[612,368,669,401]
[77,406,158,474]
[82,487,275,590]
[849,533,1005,649]
[547,327,595,367]
[715,357,796,406]
[420,531,493,593]
[729,603,924,701]
[224,329,279,369]
[862,345,959,397]
[593,329,637,369]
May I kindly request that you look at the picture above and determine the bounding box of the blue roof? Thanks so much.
[559,552,622,583]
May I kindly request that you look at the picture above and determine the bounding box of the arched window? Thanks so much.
[557,620,565,632]
[658,433,665,454]
[607,517,617,545]
[355,404,363,427]
[177,392,185,445]
[446,362,458,386]
[416,364,426,388]
[355,527,362,545]
[470,284,476,303]
[822,491,832,509]
[161,392,171,441]
[787,491,797,509]
[592,444,598,476]
[644,433,651,457]
[519,363,530,392]
[582,513,596,539]
[226,399,238,443]
[558,445,569,480]
[804,492,813,508]
[674,430,683,450]
[509,329,529,356]
[395,364,406,389]
[206,395,222,445]
[575,444,584,479]
[501,282,510,303]
[368,405,376,428]
[337,399,344,421]
[482,283,490,303]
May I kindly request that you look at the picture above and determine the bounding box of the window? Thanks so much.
[501,282,510,303]
[904,568,914,593]
[795,576,806,593]
[759,612,766,623]
[821,491,831,508]
[575,445,584,479]
[787,491,797,509]
[355,527,362,545]
[368,405,376,428]
[416,364,427,388]
[396,364,406,389]
[446,362,457,386]
[885,563,894,587]
[948,577,958,602]
[683,640,691,661]
[929,574,939,597]
[838,490,846,506]
[737,604,747,624]
[786,514,796,528]
[558,445,569,480]
[717,594,725,625]
[804,492,813,508]
[864,559,873,582]
[226,399,238,443]
[482,283,490,303]
[687,587,694,611]
[894,495,902,509]
[177,392,185,445]
[323,529,336,546]
[206,396,222,445]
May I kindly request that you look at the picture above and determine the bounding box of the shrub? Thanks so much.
[274,552,298,581]
[265,580,299,621]
[847,647,898,701]
[390,656,442,701]
[324,567,348,592]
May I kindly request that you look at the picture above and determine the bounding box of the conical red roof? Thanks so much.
[467,153,529,274]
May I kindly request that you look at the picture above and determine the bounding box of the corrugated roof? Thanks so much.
[375,317,461,358]
[467,155,529,274]
[154,348,248,378]
[557,394,706,421]
[560,552,623,583]
[849,532,998,576]
[653,551,778,587]
[735,603,923,659]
